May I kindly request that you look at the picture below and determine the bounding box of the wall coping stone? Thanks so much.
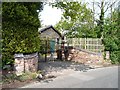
[14,53,24,58]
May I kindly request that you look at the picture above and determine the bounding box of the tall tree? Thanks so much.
[52,2,95,38]
[103,7,120,64]
[92,0,118,38]
[2,2,43,67]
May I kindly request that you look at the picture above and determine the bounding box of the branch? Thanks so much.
[104,1,117,13]
[103,2,110,8]
[94,2,101,8]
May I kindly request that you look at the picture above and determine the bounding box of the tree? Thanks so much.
[92,0,118,38]
[2,2,43,68]
[53,1,120,64]
[103,6,120,64]
[52,2,96,38]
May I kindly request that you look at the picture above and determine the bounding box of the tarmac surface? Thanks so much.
[19,56,119,89]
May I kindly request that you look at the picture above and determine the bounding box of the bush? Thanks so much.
[102,8,120,64]
[2,2,43,68]
[2,72,38,83]
[110,51,120,64]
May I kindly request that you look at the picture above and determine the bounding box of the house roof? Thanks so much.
[38,25,62,38]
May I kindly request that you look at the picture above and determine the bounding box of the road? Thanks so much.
[21,66,119,88]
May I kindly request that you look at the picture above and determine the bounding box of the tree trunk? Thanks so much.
[99,1,104,39]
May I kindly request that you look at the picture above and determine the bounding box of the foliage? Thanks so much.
[2,2,43,67]
[110,51,120,64]
[2,72,37,83]
[53,1,120,64]
[19,72,37,81]
[92,1,119,64]
[53,2,96,38]
[103,9,120,64]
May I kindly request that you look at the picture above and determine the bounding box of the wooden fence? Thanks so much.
[67,38,104,53]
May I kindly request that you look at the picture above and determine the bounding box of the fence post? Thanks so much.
[85,38,86,49]
[45,39,47,62]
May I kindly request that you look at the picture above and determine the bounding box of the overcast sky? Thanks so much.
[39,4,63,26]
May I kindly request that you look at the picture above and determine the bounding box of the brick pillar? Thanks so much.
[14,54,24,76]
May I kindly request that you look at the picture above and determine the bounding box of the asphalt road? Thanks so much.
[21,66,119,88]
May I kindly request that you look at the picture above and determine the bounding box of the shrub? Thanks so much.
[2,2,43,68]
[110,51,120,64]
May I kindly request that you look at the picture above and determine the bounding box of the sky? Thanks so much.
[39,4,63,26]
[39,0,119,26]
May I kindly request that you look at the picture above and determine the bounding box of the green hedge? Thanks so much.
[103,9,120,64]
[110,51,120,64]
[2,2,43,68]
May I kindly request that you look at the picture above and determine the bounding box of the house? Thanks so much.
[38,25,62,39]
[38,25,62,61]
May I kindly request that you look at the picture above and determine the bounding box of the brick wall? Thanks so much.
[67,48,104,65]
[14,53,38,76]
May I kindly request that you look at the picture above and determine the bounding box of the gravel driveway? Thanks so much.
[38,60,94,77]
